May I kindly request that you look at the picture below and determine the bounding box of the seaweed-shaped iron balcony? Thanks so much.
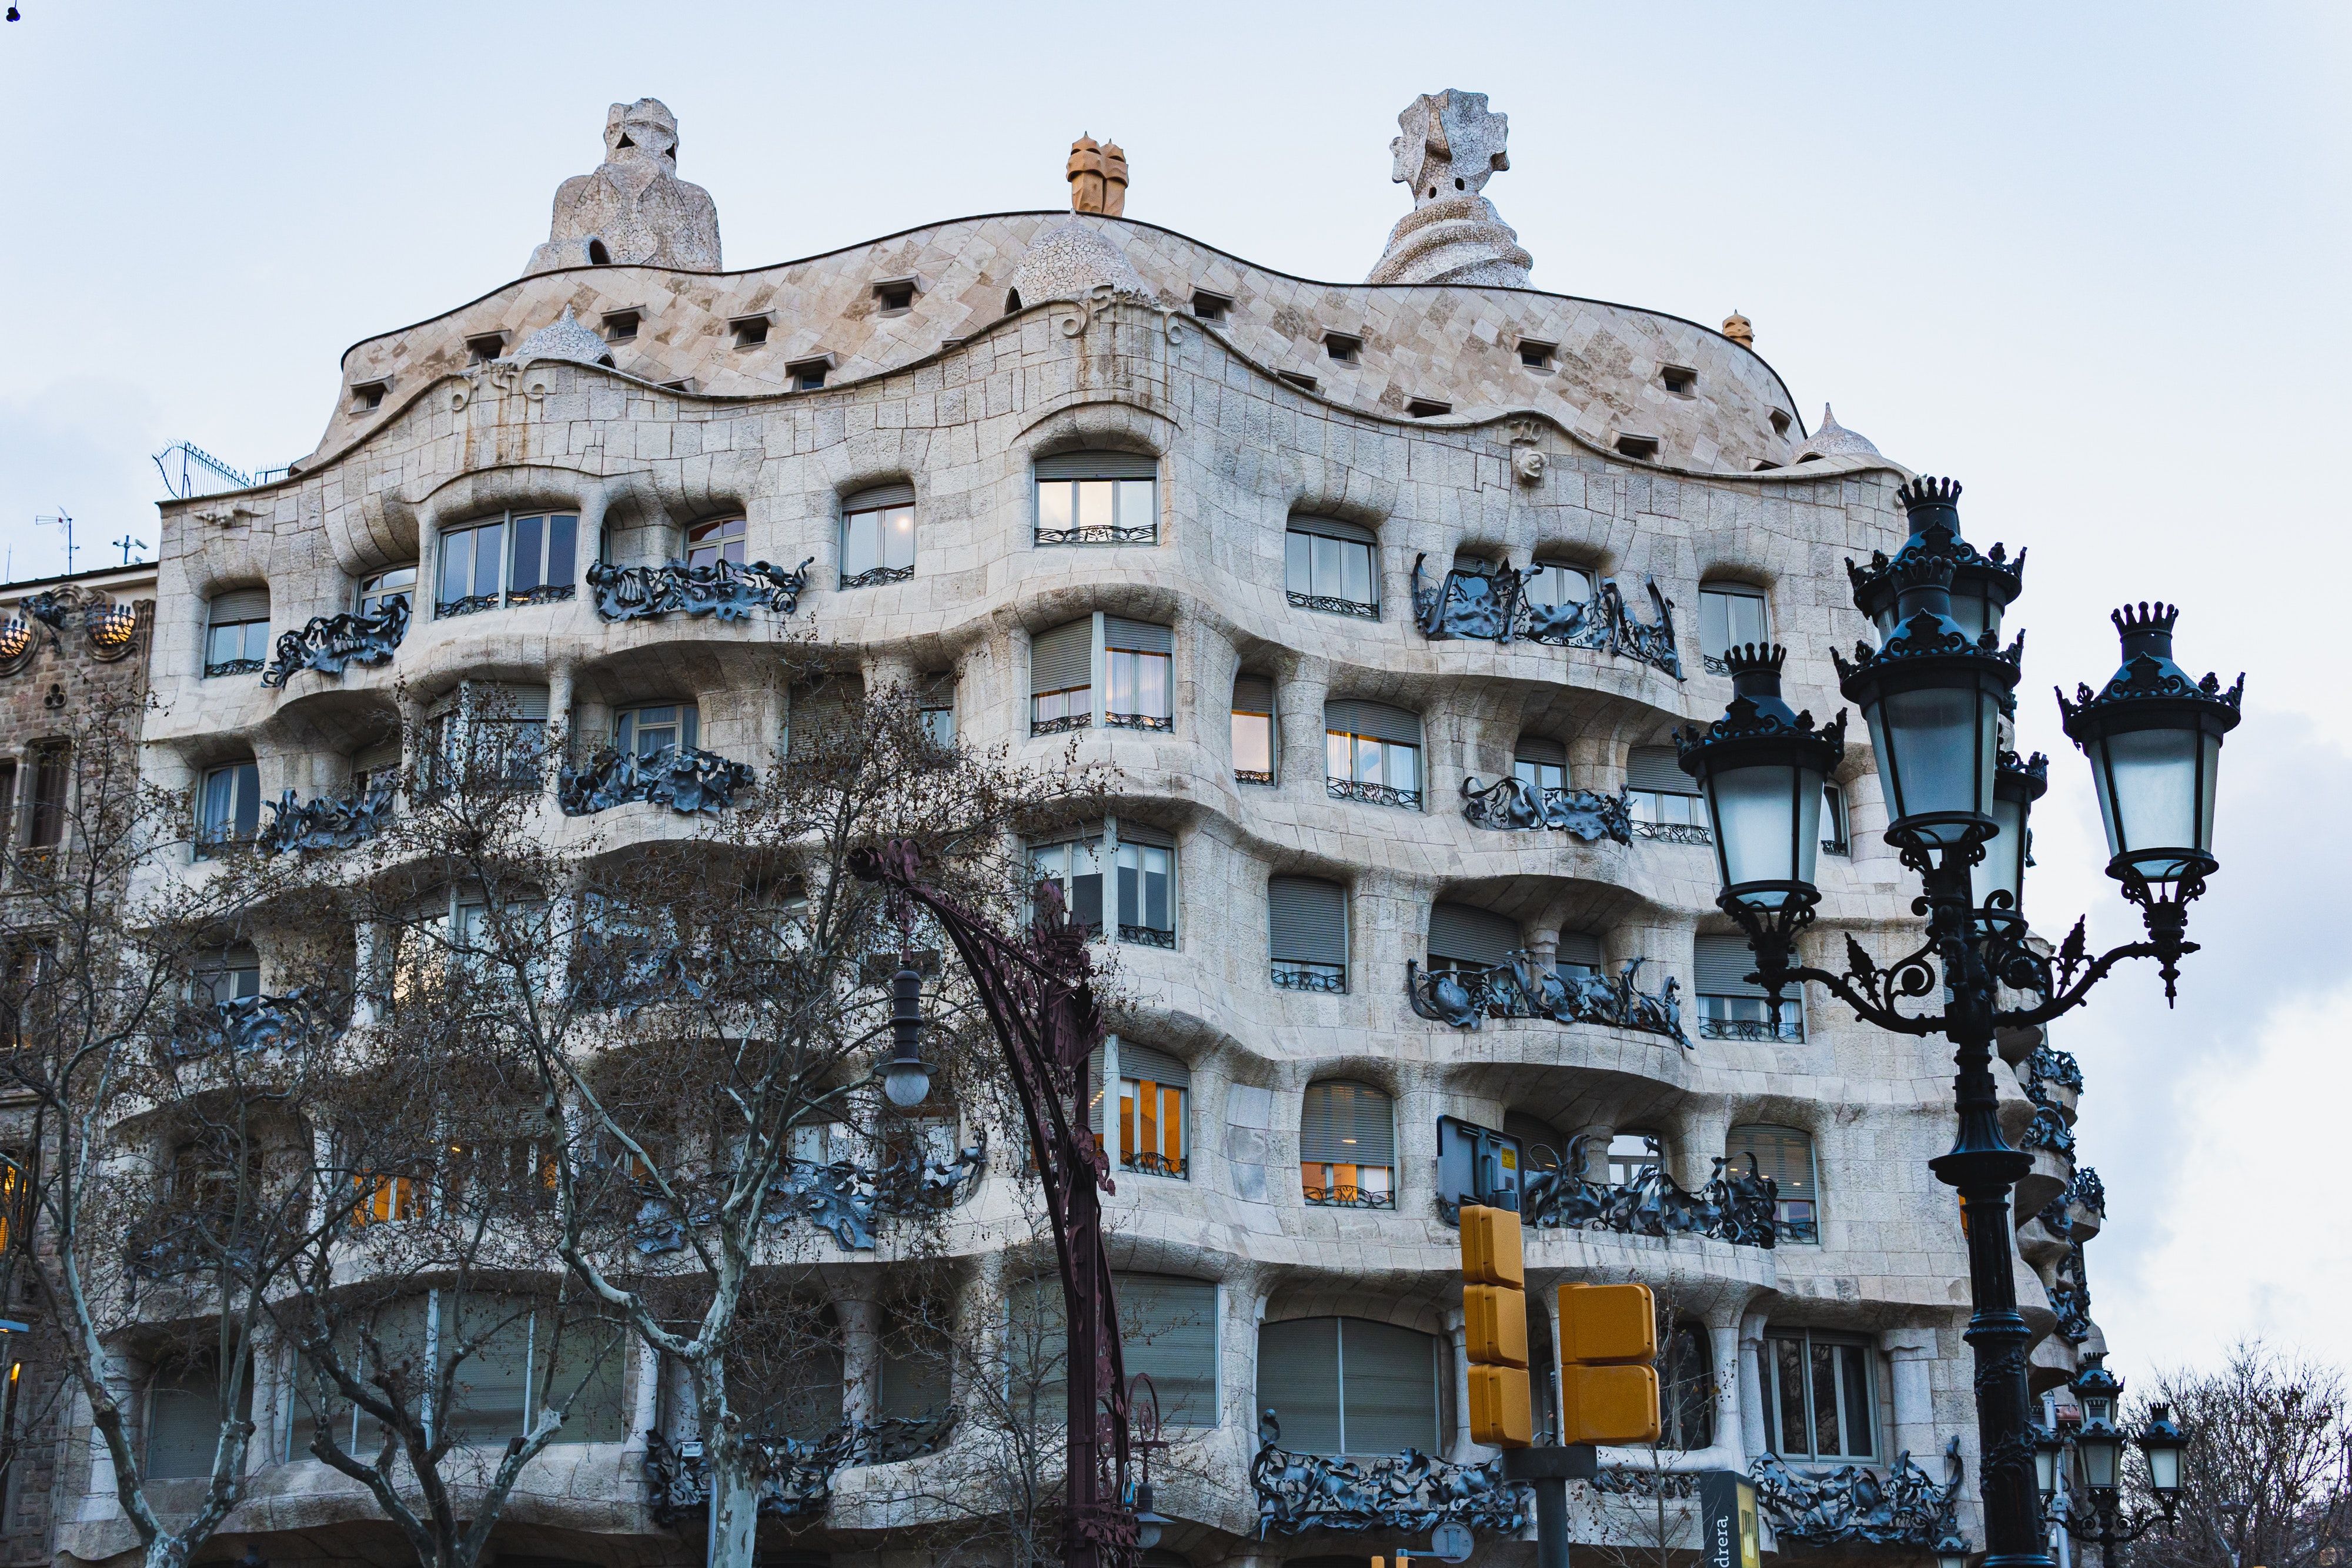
[261,598,409,687]
[1408,953,1689,1048]
[1411,554,1683,678]
[584,556,813,622]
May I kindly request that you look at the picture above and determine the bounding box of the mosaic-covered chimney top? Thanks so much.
[526,97,723,276]
[1367,89,1533,287]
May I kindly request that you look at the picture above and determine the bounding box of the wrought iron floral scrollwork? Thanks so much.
[262,597,409,687]
[205,657,265,678]
[1303,1183,1396,1209]
[1749,1437,1966,1548]
[1235,768,1274,786]
[1031,714,1090,736]
[1697,1014,1805,1043]
[1442,1132,1778,1247]
[1288,590,1380,620]
[2069,1167,2105,1215]
[2028,1043,2083,1092]
[1118,924,1175,948]
[643,1409,962,1526]
[1272,965,1346,994]
[1327,777,1422,811]
[169,989,333,1058]
[1406,953,1689,1048]
[556,747,756,817]
[435,593,501,619]
[2019,1105,2074,1155]
[1035,524,1156,547]
[257,785,395,855]
[1409,555,1683,678]
[630,1139,987,1255]
[1250,1410,1528,1537]
[840,564,914,590]
[1105,712,1172,732]
[1631,819,1713,845]
[1590,1469,1703,1499]
[2048,1244,2093,1345]
[584,556,814,623]
[1459,775,1633,843]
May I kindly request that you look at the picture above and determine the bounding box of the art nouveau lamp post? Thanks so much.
[2034,1356,2189,1567]
[1675,477,2242,1568]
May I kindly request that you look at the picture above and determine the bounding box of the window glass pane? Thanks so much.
[1733,591,1766,645]
[510,514,544,595]
[1312,534,1343,597]
[844,513,878,577]
[1286,532,1311,595]
[1118,479,1154,532]
[1038,481,1073,533]
[472,520,505,600]
[546,514,577,589]
[1342,540,1374,606]
[1340,1319,1438,1455]
[243,621,270,661]
[1234,712,1271,774]
[1700,590,1730,657]
[1077,481,1114,530]
[1773,1337,1809,1453]
[1353,735,1383,784]
[921,706,954,747]
[1257,1318,1340,1455]
[1839,1343,1873,1457]
[1385,744,1419,794]
[1809,1339,1841,1457]
[233,763,259,839]
[440,529,472,604]
[883,506,916,570]
[1326,731,1351,778]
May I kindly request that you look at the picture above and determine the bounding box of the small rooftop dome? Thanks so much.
[509,307,618,369]
[1792,403,1880,463]
[1005,218,1152,308]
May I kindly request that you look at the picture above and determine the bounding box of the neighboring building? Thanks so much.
[0,560,156,1568]
[83,91,2110,1568]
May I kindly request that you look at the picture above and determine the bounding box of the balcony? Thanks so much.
[583,556,811,623]
[168,990,330,1059]
[1287,589,1378,620]
[1271,962,1345,994]
[1251,1411,1528,1537]
[1749,1437,1965,1549]
[1460,775,1633,842]
[1441,1131,1778,1247]
[556,746,755,817]
[260,598,409,688]
[258,785,394,855]
[643,1410,958,1526]
[1407,954,1689,1048]
[1410,553,1682,678]
[1327,776,1421,811]
[634,1136,986,1256]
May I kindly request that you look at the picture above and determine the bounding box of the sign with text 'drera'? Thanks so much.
[1701,1470,1761,1568]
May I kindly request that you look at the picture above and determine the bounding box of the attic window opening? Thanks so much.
[1405,397,1452,419]
[351,380,387,413]
[1662,366,1697,395]
[789,357,831,392]
[1323,333,1361,365]
[874,280,917,315]
[1615,433,1662,460]
[465,333,506,365]
[659,377,696,393]
[1518,339,1556,372]
[586,239,612,266]
[602,309,641,342]
[730,316,770,350]
[1005,288,1023,314]
[1769,410,1792,436]
[1191,290,1231,325]
[1278,371,1319,393]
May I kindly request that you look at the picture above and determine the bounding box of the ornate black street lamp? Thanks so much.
[1676,476,2243,1568]
[2033,1356,2187,1566]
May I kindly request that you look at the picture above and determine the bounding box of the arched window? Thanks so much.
[1232,673,1277,784]
[1513,735,1566,794]
[1034,452,1157,546]
[197,759,260,854]
[1698,582,1769,674]
[435,511,578,617]
[1728,1124,1819,1242]
[687,516,747,569]
[1301,1081,1394,1208]
[840,484,914,587]
[204,587,269,677]
[612,701,697,760]
[356,565,417,618]
[1285,516,1379,619]
[1269,875,1347,992]
[1428,902,1518,974]
[1524,561,1595,613]
[191,944,260,1008]
[1661,1321,1716,1450]
[1256,1317,1442,1455]
[1324,700,1422,811]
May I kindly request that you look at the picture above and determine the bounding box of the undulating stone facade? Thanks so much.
[74,91,2112,1568]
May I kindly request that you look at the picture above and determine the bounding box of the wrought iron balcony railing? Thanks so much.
[168,989,332,1059]
[1251,1410,1528,1538]
[261,598,409,687]
[644,1409,960,1525]
[556,747,755,817]
[1438,1132,1779,1247]
[1034,523,1155,547]
[1630,818,1713,845]
[1123,1149,1185,1179]
[205,657,264,678]
[1118,922,1175,948]
[1271,963,1346,994]
[258,785,395,855]
[1031,713,1090,737]
[1235,768,1274,786]
[1288,589,1379,620]
[2049,1241,2093,1345]
[1104,711,1172,731]
[1407,952,1690,1048]
[1410,554,1682,679]
[1327,776,1422,811]
[1696,1009,1806,1044]
[1749,1437,1965,1549]
[584,556,813,623]
[1459,776,1633,842]
[840,564,914,590]
[1302,1182,1395,1209]
[630,1137,987,1255]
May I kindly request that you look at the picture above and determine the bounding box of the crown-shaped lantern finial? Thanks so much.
[1722,642,1786,680]
[1895,474,1963,511]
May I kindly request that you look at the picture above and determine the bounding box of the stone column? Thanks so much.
[547,657,577,753]
[1880,1326,1940,1462]
[1677,1098,1734,1194]
[1738,1310,1770,1459]
[838,1293,881,1429]
[629,1339,660,1450]
[352,918,385,1027]
[1278,657,1329,801]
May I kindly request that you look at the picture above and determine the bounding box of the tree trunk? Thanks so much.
[705,1447,759,1568]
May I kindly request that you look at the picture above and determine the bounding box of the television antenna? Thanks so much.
[113,534,147,566]
[34,509,75,574]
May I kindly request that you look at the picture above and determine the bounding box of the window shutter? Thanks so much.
[1339,1319,1441,1455]
[1324,698,1420,747]
[1515,735,1568,768]
[918,671,956,704]
[1116,819,1175,850]
[1034,450,1158,480]
[1031,621,1093,693]
[1288,516,1376,546]
[1115,1275,1217,1427]
[1269,877,1347,965]
[1694,934,1762,997]
[1104,617,1173,656]
[1728,1124,1816,1201]
[1556,931,1603,969]
[480,683,550,721]
[1257,1318,1341,1455]
[1428,902,1519,969]
[1117,1041,1191,1090]
[354,740,402,774]
[843,481,916,513]
[1301,1081,1394,1166]
[1232,674,1275,714]
[208,587,270,624]
[1627,744,1693,794]
[1087,1047,1107,1134]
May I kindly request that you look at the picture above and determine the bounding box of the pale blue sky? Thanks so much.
[2,2,2347,1379]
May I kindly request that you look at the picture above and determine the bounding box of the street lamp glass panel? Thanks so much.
[2077,1425,2122,1490]
[2033,1430,2060,1500]
[1976,790,2029,912]
[1705,761,1825,906]
[2089,726,2219,883]
[2145,1437,2181,1493]
[1865,683,1997,846]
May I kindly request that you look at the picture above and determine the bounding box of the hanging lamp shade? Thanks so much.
[1675,644,1847,911]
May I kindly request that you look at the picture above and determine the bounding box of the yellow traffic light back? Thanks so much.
[1463,1283,1528,1368]
[1558,1281,1662,1446]
[1558,1281,1656,1363]
[1468,1363,1535,1447]
[1562,1363,1662,1445]
[1460,1205,1532,1448]
[1459,1204,1524,1289]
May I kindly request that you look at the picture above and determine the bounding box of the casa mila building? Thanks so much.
[74,91,2110,1568]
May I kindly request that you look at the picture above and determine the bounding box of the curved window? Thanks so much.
[1008,1272,1218,1429]
[612,701,697,760]
[356,566,417,618]
[687,516,747,569]
[1301,1081,1394,1208]
[1286,517,1379,619]
[1232,673,1276,784]
[435,511,577,617]
[1104,618,1172,731]
[1696,933,1803,1042]
[1728,1124,1819,1242]
[205,587,269,676]
[1030,620,1093,734]
[1523,561,1594,613]
[1764,1327,1875,1459]
[1661,1322,1716,1450]
[1606,1131,1665,1188]
[1428,902,1517,974]
[917,671,956,749]
[1088,1040,1190,1179]
[198,760,260,854]
[1256,1317,1441,1456]
[1514,735,1567,794]
[1269,875,1347,992]
[1325,700,1421,811]
[1628,744,1709,842]
[1698,583,1769,674]
[840,485,914,587]
[1034,452,1156,546]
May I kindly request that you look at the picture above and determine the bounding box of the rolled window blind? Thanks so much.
[1232,674,1275,714]
[1728,1124,1816,1201]
[1031,620,1093,693]
[1288,515,1376,546]
[1300,1081,1394,1166]
[1627,744,1695,794]
[1556,931,1603,968]
[1117,1041,1191,1089]
[1694,934,1762,997]
[1515,735,1568,767]
[1115,1275,1218,1427]
[1324,698,1419,746]
[1257,1318,1341,1455]
[1104,617,1173,655]
[843,481,916,513]
[1034,450,1158,480]
[353,740,402,773]
[1428,902,1519,968]
[1340,1319,1441,1456]
[472,683,549,721]
[918,670,956,703]
[1115,818,1175,849]
[1269,877,1347,965]
[208,587,270,623]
